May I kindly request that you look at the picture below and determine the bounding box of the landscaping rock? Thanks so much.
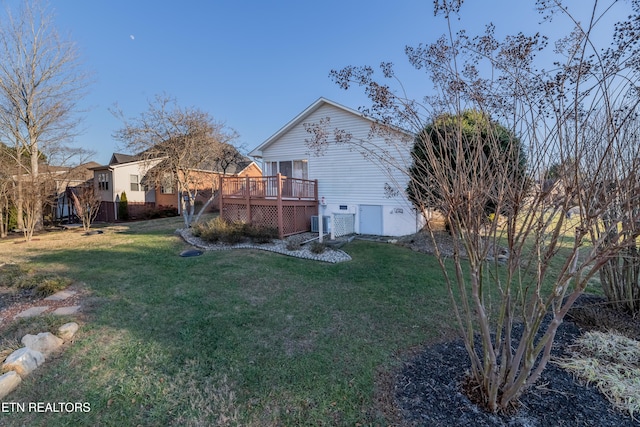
[0,371,21,399]
[180,248,203,257]
[52,305,81,315]
[2,347,44,377]
[44,290,77,301]
[179,229,352,263]
[14,306,49,319]
[21,332,64,358]
[57,322,79,341]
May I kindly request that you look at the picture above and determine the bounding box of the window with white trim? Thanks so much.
[266,160,308,179]
[161,173,174,194]
[97,173,109,191]
[130,174,140,191]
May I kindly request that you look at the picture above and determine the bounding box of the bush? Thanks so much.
[142,205,179,220]
[192,217,229,243]
[286,235,305,251]
[118,191,129,221]
[193,218,277,244]
[190,222,205,238]
[222,224,247,244]
[245,225,279,244]
[309,241,326,254]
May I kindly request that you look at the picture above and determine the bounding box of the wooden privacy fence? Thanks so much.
[95,201,155,222]
[219,174,318,238]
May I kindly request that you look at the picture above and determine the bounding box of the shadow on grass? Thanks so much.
[3,231,454,426]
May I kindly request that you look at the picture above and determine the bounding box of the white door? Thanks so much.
[359,205,383,235]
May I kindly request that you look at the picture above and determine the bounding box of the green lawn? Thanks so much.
[0,217,454,426]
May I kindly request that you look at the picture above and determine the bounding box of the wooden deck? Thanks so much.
[219,174,318,238]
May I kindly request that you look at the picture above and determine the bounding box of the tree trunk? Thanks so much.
[30,143,42,231]
[15,151,24,230]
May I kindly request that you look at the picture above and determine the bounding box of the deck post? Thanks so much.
[314,179,319,215]
[245,176,252,224]
[276,173,284,239]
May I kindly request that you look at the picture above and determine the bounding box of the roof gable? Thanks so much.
[249,98,384,158]
[110,153,138,165]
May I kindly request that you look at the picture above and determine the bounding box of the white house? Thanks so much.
[91,153,160,204]
[89,153,163,221]
[249,97,424,237]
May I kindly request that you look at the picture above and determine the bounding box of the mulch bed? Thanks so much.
[390,231,639,425]
[390,294,640,426]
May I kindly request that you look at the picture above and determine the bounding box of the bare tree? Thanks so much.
[191,142,249,224]
[0,0,89,241]
[70,185,101,231]
[0,143,13,237]
[112,94,240,228]
[318,0,640,413]
[0,180,9,238]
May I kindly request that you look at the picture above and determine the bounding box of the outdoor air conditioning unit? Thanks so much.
[310,215,331,233]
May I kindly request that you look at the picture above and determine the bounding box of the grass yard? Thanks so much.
[0,217,455,426]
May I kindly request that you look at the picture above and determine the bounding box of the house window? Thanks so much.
[130,174,140,192]
[161,173,174,194]
[266,161,277,176]
[293,160,308,179]
[279,161,292,178]
[97,173,109,191]
[267,160,308,179]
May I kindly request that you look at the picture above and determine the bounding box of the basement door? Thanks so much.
[359,205,383,235]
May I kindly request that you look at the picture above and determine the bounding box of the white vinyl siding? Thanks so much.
[258,101,422,236]
[262,103,412,206]
[106,158,162,203]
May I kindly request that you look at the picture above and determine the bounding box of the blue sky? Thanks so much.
[44,1,625,165]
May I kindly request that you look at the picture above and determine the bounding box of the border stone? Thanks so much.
[0,371,22,399]
[2,348,44,377]
[57,322,79,341]
[21,332,63,358]
[178,228,352,263]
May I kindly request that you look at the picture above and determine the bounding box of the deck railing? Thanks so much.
[220,174,317,200]
[219,174,319,238]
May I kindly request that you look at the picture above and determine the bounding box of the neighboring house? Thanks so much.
[91,153,159,205]
[248,97,424,237]
[90,153,161,221]
[91,152,261,221]
[42,162,101,223]
[2,160,99,225]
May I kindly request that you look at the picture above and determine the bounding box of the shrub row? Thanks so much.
[192,217,279,244]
